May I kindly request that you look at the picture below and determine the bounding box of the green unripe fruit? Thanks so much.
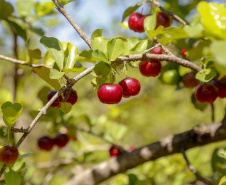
[162,70,180,85]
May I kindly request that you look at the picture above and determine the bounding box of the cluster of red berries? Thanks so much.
[38,134,69,151]
[128,12,170,33]
[0,145,19,164]
[47,89,78,108]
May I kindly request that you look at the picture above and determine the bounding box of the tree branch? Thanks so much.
[64,122,226,185]
[181,148,217,185]
[149,0,187,26]
[52,0,91,48]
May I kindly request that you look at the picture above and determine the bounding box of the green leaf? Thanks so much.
[127,37,140,50]
[144,13,157,31]
[130,40,148,54]
[60,102,72,114]
[91,29,103,40]
[92,49,108,62]
[108,123,128,140]
[43,52,55,66]
[128,174,138,185]
[35,2,55,18]
[79,114,91,127]
[13,158,25,172]
[183,23,203,38]
[1,102,22,127]
[146,25,164,39]
[62,42,79,69]
[7,20,27,41]
[122,2,143,22]
[5,170,21,185]
[0,0,14,19]
[211,148,226,174]
[18,153,33,159]
[210,40,226,67]
[91,36,109,55]
[107,39,124,61]
[49,68,64,79]
[93,61,111,77]
[16,0,34,17]
[191,93,208,111]
[59,0,77,6]
[26,49,42,63]
[32,66,61,90]
[195,69,217,82]
[220,152,226,158]
[40,36,64,70]
[219,176,226,185]
[189,40,211,61]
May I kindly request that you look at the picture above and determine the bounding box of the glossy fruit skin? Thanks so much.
[213,81,226,98]
[97,84,123,104]
[162,70,180,85]
[38,136,54,151]
[181,48,188,58]
[195,84,218,103]
[128,13,147,33]
[109,146,121,157]
[182,72,200,88]
[0,145,19,164]
[53,134,69,148]
[64,89,78,105]
[119,78,141,98]
[151,46,163,54]
[139,60,162,77]
[155,12,170,29]
[47,90,63,108]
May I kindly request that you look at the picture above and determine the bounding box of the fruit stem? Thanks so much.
[210,103,215,122]
[7,127,10,145]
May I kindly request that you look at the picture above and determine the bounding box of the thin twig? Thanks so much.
[10,127,28,133]
[210,103,215,122]
[149,0,187,26]
[52,0,91,48]
[181,148,217,185]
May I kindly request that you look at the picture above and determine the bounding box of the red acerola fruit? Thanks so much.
[47,90,63,108]
[64,89,78,105]
[213,81,226,98]
[128,12,147,33]
[181,48,188,58]
[38,136,54,151]
[155,12,170,29]
[0,145,19,164]
[119,77,141,98]
[139,60,162,77]
[151,46,163,54]
[182,72,200,88]
[109,146,122,157]
[97,84,123,104]
[53,134,69,148]
[195,84,218,103]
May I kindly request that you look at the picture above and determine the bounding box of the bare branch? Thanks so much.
[0,54,50,68]
[64,122,226,185]
[149,0,187,26]
[181,148,217,185]
[52,0,91,48]
[10,127,28,133]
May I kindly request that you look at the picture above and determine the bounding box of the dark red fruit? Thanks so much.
[155,12,170,29]
[0,145,19,164]
[181,48,188,58]
[139,60,162,77]
[213,81,226,98]
[47,90,63,108]
[128,12,147,33]
[97,84,123,104]
[53,134,69,148]
[38,136,54,151]
[109,146,122,157]
[195,84,218,103]
[119,77,141,98]
[64,89,78,105]
[182,72,200,88]
[151,46,163,54]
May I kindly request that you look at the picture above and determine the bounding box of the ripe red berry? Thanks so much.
[109,146,122,157]
[0,145,19,164]
[129,146,136,151]
[213,81,226,98]
[47,90,63,108]
[53,134,69,148]
[182,72,200,88]
[119,77,141,98]
[151,46,163,54]
[181,48,188,58]
[128,12,147,33]
[195,84,218,103]
[64,89,78,105]
[155,12,170,29]
[97,84,123,104]
[139,60,162,77]
[38,136,54,151]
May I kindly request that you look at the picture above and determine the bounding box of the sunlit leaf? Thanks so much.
[62,42,79,69]
[5,170,21,185]
[195,69,217,82]
[60,102,72,114]
[0,0,14,19]
[35,2,55,18]
[49,68,64,79]
[210,40,226,67]
[107,39,124,61]
[144,13,157,31]
[122,2,144,22]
